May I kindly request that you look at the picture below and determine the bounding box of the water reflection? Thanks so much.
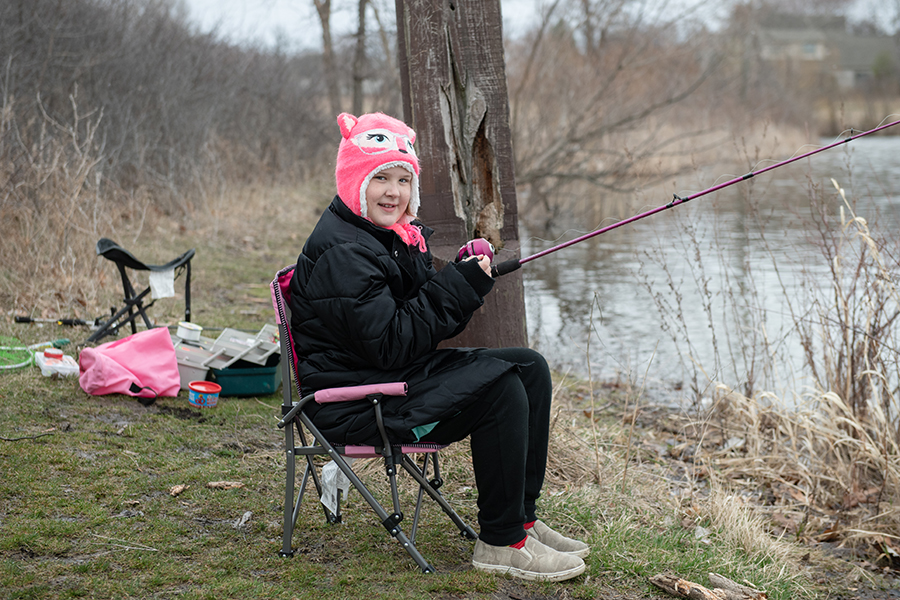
[522,136,900,404]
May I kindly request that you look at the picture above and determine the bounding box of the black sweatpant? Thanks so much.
[420,347,552,547]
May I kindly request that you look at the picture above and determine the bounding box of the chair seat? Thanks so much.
[96,238,195,272]
[338,443,446,458]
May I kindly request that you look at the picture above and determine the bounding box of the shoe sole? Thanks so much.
[472,559,586,582]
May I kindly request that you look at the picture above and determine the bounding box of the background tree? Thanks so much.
[352,0,369,115]
[505,0,723,227]
[313,0,342,115]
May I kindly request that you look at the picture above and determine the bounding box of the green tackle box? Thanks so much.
[208,360,282,397]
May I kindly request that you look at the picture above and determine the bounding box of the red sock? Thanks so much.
[509,536,526,549]
[524,520,536,530]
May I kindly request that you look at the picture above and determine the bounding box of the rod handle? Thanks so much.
[491,259,522,278]
[59,319,88,326]
[15,316,87,326]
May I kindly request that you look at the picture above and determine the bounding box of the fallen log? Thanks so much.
[649,573,767,600]
[708,573,767,600]
[649,574,726,600]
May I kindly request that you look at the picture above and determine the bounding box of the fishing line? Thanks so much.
[515,126,853,258]
[698,120,893,192]
[493,116,900,277]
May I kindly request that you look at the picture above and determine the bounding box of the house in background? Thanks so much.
[755,13,897,92]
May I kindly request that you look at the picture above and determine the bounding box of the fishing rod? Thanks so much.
[486,117,900,278]
[15,316,90,326]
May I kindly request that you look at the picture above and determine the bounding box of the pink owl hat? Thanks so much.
[335,112,427,252]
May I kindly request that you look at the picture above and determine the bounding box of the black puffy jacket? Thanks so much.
[289,197,518,444]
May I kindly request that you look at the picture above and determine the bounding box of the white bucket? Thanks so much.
[176,321,203,342]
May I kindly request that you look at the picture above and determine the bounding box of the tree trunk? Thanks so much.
[395,0,527,349]
[313,0,341,117]
[352,0,368,115]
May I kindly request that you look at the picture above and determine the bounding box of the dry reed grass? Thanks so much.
[0,94,322,323]
[651,175,900,569]
[696,382,900,566]
[1,94,124,317]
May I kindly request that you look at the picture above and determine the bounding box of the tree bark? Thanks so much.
[395,0,527,349]
[707,573,767,600]
[649,574,726,600]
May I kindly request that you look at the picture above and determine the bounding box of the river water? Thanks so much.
[521,135,900,405]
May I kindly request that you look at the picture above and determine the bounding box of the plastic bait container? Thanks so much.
[34,348,79,377]
[188,381,221,408]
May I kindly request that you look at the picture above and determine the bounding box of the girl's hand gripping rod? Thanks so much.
[483,117,900,278]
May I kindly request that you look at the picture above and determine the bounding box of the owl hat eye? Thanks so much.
[351,129,418,158]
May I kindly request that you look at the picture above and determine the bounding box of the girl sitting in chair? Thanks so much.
[288,112,589,582]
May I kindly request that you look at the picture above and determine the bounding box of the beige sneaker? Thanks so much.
[471,535,585,582]
[526,520,591,558]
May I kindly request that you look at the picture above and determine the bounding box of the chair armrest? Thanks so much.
[315,382,408,404]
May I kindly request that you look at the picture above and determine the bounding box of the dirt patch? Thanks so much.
[156,404,208,422]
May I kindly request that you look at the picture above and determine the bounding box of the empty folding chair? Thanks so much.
[270,264,477,572]
[89,238,195,343]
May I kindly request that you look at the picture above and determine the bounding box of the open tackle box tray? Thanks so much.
[208,325,280,368]
[171,324,281,394]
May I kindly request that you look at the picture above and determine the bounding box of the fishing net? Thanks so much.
[0,337,33,369]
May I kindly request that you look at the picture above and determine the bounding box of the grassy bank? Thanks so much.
[1,322,829,600]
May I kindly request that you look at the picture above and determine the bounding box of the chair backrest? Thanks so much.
[270,265,301,399]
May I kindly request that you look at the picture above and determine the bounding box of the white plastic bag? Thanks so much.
[320,459,353,515]
[148,268,175,299]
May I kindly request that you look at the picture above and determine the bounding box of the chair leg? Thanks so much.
[85,288,155,342]
[116,264,154,333]
[410,453,431,544]
[281,421,342,558]
[280,417,299,557]
[400,454,478,540]
[296,425,338,524]
[183,261,192,322]
[329,450,435,573]
[288,413,437,572]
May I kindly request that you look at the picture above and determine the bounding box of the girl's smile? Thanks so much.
[365,166,412,228]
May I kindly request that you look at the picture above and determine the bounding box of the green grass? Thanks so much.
[0,330,831,600]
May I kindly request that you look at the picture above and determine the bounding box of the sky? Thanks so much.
[178,0,891,51]
[178,0,549,50]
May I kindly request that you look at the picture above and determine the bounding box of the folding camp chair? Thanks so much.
[88,238,195,343]
[270,265,477,573]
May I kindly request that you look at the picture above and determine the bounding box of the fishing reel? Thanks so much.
[456,238,495,263]
[456,238,522,278]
